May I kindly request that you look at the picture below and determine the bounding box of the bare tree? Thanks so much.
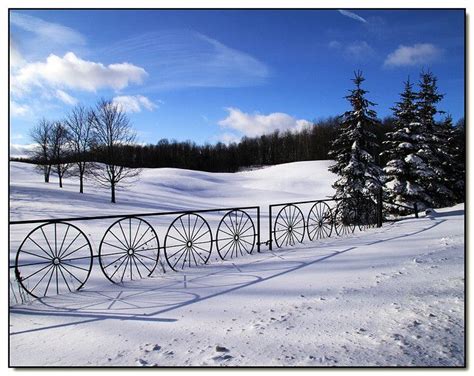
[50,121,71,188]
[29,118,53,183]
[90,99,140,203]
[64,105,95,193]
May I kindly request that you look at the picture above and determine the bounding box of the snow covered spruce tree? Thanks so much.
[416,71,455,208]
[329,71,382,221]
[381,79,433,214]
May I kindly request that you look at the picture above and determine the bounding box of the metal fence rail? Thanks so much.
[268,195,379,250]
[10,206,260,299]
[9,192,419,300]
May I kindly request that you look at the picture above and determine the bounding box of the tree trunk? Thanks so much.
[44,166,49,183]
[59,171,63,188]
[111,181,116,203]
[79,174,84,193]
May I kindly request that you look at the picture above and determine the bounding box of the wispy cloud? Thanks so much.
[101,30,270,90]
[329,40,376,61]
[384,43,443,67]
[10,100,30,117]
[218,107,311,138]
[112,95,159,113]
[11,52,147,96]
[10,12,86,48]
[55,89,77,105]
[338,10,367,24]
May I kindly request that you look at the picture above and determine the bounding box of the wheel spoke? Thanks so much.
[29,265,54,294]
[118,221,130,249]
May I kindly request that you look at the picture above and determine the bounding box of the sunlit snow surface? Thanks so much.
[9,161,464,366]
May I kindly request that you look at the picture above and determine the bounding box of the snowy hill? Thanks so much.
[10,160,336,221]
[9,161,464,366]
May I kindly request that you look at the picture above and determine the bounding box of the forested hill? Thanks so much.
[92,117,394,172]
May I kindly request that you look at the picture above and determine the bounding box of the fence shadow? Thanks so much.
[10,217,445,336]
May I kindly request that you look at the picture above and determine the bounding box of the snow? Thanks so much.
[9,161,464,366]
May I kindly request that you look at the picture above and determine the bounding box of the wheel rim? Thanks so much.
[307,201,333,240]
[15,222,93,299]
[99,217,160,284]
[164,213,212,271]
[334,201,357,236]
[274,204,305,248]
[216,210,256,260]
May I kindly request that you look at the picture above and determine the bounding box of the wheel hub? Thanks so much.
[127,248,134,256]
[187,241,193,248]
[288,226,293,232]
[234,234,240,241]
[52,257,60,265]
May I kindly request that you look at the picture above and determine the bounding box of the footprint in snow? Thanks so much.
[136,358,148,366]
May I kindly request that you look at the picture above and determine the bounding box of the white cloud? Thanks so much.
[10,100,30,117]
[55,89,77,105]
[338,10,367,23]
[216,133,242,145]
[10,12,86,47]
[112,95,159,113]
[11,52,147,96]
[218,108,311,138]
[384,44,442,67]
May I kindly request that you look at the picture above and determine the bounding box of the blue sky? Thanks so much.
[10,9,465,147]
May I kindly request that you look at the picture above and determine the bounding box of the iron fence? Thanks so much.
[268,195,379,250]
[9,206,260,299]
[9,192,417,300]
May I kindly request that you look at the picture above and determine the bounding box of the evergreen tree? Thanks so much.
[416,71,455,207]
[382,79,434,213]
[440,115,465,202]
[329,71,382,201]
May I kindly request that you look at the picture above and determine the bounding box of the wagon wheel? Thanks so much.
[307,201,333,240]
[334,201,357,236]
[99,217,160,284]
[15,222,93,299]
[358,199,378,231]
[216,210,256,260]
[273,204,305,248]
[164,213,212,271]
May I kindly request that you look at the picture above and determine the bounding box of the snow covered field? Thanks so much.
[9,161,465,367]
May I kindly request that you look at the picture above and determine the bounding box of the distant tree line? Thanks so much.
[18,116,396,173]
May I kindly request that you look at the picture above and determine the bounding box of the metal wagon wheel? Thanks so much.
[164,213,212,271]
[273,204,305,248]
[334,200,357,236]
[15,222,93,299]
[99,217,160,284]
[216,209,256,260]
[307,201,333,240]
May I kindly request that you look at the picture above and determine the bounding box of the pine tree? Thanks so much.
[329,71,382,202]
[382,79,434,213]
[416,71,454,208]
[440,115,465,203]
